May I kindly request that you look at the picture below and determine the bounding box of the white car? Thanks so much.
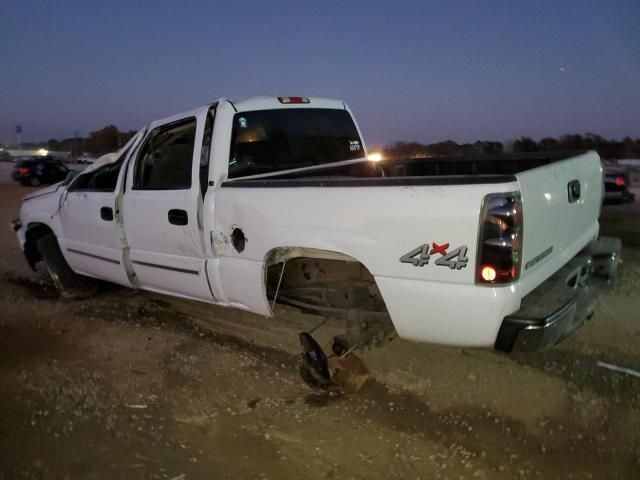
[12,96,620,385]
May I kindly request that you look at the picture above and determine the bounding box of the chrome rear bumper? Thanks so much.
[495,236,621,352]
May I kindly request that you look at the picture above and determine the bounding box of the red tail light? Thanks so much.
[476,192,523,285]
[18,167,29,175]
[278,96,310,104]
[615,175,625,187]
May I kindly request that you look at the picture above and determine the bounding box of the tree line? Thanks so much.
[45,125,137,157]
[8,128,640,160]
[384,134,640,160]
[4,125,137,157]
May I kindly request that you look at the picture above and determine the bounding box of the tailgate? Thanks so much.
[516,151,603,291]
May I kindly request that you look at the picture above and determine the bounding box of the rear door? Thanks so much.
[121,111,215,301]
[517,152,603,287]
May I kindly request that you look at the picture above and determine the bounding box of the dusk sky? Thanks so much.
[1,0,639,147]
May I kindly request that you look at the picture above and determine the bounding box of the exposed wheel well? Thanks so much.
[24,223,55,270]
[264,247,396,350]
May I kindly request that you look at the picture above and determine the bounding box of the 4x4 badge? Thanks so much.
[400,243,469,270]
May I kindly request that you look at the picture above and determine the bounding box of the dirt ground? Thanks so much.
[0,164,639,479]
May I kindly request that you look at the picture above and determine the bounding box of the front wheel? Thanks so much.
[36,234,96,299]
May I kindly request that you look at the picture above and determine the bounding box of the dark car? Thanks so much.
[603,165,635,203]
[11,156,69,186]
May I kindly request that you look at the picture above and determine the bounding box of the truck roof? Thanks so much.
[232,96,345,112]
[148,96,347,129]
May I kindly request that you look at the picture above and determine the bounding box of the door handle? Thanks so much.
[168,209,188,226]
[100,207,114,221]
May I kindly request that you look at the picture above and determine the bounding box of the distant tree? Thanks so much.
[539,137,560,151]
[584,132,604,149]
[384,141,430,159]
[622,137,635,158]
[85,125,120,155]
[512,137,538,153]
[382,133,640,161]
[47,138,61,151]
[427,140,460,156]
[472,141,484,153]
[488,141,504,154]
[472,141,503,154]
[559,134,584,150]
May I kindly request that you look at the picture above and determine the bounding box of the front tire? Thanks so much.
[36,234,96,299]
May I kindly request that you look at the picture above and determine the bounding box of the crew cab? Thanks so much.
[13,96,620,376]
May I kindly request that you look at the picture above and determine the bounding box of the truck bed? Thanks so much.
[222,151,588,187]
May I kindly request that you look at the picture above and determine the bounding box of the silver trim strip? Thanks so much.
[67,248,120,265]
[132,260,199,275]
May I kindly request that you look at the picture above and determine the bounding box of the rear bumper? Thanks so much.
[495,236,621,352]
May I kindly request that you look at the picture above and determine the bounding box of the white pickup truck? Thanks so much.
[13,96,620,381]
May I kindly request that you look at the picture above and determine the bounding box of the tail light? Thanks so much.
[476,192,522,285]
[614,175,625,187]
[278,96,310,104]
[18,167,29,175]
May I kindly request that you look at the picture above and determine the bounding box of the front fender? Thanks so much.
[20,189,65,239]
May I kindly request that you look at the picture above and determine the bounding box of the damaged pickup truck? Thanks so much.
[13,96,621,388]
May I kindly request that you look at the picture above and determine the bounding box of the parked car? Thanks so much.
[0,150,12,162]
[11,156,69,186]
[11,96,621,389]
[603,165,635,203]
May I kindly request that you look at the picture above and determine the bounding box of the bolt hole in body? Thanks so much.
[231,228,246,252]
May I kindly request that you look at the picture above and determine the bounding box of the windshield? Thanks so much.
[228,108,364,178]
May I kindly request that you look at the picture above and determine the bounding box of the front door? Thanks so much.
[121,113,214,301]
[60,151,131,286]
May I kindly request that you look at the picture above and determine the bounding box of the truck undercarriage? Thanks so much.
[266,255,397,390]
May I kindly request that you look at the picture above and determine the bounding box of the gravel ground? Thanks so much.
[0,164,639,479]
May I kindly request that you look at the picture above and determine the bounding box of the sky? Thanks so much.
[1,0,639,148]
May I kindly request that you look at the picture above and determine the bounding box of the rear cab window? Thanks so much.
[228,108,364,178]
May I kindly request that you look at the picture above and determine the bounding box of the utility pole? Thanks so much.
[15,125,22,148]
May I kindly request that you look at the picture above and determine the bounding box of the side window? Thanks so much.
[199,108,215,197]
[69,149,128,192]
[134,118,196,190]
